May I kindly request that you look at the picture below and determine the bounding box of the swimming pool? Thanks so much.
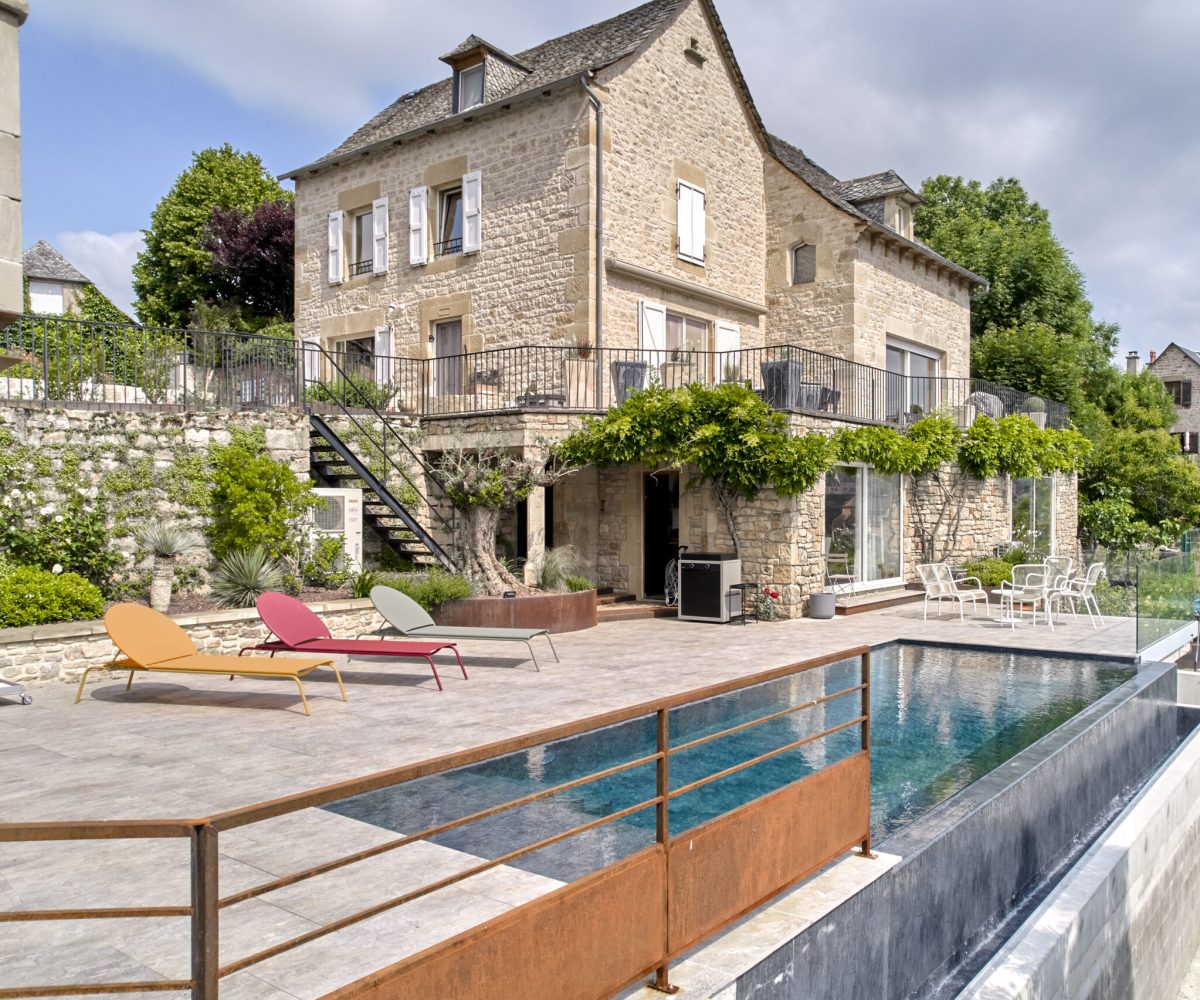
[326,643,1133,882]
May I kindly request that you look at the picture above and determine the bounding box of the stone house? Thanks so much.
[1146,344,1200,456]
[286,0,1075,612]
[22,241,93,315]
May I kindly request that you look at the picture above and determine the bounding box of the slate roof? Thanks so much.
[440,34,531,71]
[22,241,90,284]
[289,0,687,175]
[836,170,919,204]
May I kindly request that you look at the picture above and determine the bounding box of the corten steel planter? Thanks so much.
[435,589,597,633]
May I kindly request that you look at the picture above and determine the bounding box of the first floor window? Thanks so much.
[886,340,941,420]
[665,311,708,357]
[1165,380,1192,407]
[1011,477,1055,555]
[825,465,903,590]
[437,187,463,256]
[351,209,373,275]
[333,334,374,381]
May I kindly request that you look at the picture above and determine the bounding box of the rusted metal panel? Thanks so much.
[667,751,870,955]
[322,847,667,1000]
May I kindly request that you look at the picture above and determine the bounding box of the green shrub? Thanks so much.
[378,569,472,612]
[210,547,285,609]
[0,566,105,628]
[532,545,579,592]
[307,372,396,411]
[564,575,595,593]
[962,557,1017,588]
[1091,577,1134,617]
[208,427,317,561]
[302,535,351,590]
[370,548,416,574]
[352,569,382,599]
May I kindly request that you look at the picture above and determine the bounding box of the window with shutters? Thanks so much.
[28,280,65,314]
[436,187,463,257]
[676,181,706,264]
[1165,380,1193,408]
[791,244,816,284]
[665,311,708,356]
[350,209,373,275]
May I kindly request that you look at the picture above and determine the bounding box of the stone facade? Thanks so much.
[1147,344,1200,444]
[0,0,27,325]
[0,599,382,685]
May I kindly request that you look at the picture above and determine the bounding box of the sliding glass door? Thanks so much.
[824,465,903,590]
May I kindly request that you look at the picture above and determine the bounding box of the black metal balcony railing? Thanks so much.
[0,317,1070,430]
[434,238,462,257]
[349,259,374,277]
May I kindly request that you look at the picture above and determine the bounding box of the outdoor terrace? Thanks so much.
[0,317,1069,427]
[0,605,1134,998]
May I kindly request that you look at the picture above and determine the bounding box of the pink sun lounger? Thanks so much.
[243,592,467,691]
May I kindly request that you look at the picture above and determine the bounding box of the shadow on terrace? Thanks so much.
[0,316,1069,428]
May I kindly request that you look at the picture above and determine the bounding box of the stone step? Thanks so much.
[834,588,922,616]
[597,601,676,622]
[596,590,637,606]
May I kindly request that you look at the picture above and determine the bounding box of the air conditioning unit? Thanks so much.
[312,487,364,571]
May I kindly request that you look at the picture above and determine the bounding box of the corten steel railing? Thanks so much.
[0,646,871,999]
[0,317,1069,428]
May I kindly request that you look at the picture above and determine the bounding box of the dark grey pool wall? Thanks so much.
[733,661,1177,1000]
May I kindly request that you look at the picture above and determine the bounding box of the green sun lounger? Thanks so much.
[369,585,559,670]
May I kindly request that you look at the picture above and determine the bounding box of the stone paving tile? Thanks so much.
[0,609,1138,996]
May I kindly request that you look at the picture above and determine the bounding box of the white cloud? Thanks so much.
[56,231,143,317]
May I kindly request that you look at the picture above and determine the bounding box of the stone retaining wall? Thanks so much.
[0,598,382,685]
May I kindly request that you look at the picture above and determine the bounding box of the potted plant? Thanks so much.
[721,359,742,384]
[563,332,596,407]
[1023,396,1047,428]
[473,367,501,395]
[138,523,202,612]
[658,347,697,388]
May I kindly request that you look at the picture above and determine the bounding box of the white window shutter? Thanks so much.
[692,186,706,262]
[408,186,428,265]
[302,335,321,384]
[639,300,667,368]
[372,197,389,274]
[327,210,344,284]
[462,170,482,254]
[676,183,693,260]
[374,325,392,386]
[715,321,739,354]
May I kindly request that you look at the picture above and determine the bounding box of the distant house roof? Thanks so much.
[22,241,90,285]
[1151,343,1200,369]
[836,170,920,204]
[286,0,689,176]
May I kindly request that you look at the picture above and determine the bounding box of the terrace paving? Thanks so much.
[0,605,1137,998]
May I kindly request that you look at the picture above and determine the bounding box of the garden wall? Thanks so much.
[0,597,382,685]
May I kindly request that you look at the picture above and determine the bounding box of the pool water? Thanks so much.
[326,643,1133,882]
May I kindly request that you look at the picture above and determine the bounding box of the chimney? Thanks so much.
[1127,351,1140,376]
[1150,350,1158,363]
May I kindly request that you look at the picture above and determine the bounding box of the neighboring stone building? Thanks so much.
[1145,344,1200,455]
[286,0,1074,611]
[22,240,93,315]
[0,0,28,327]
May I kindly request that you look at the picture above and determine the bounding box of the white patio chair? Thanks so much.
[999,563,1054,630]
[917,563,988,621]
[1050,562,1106,628]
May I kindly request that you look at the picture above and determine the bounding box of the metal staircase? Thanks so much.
[304,349,456,572]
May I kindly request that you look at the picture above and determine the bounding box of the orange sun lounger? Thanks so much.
[77,603,346,716]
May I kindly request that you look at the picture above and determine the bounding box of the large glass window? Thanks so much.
[1011,477,1055,554]
[665,312,708,356]
[885,339,941,421]
[825,465,902,590]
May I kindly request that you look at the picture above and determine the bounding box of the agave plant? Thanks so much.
[210,547,286,609]
[137,523,202,612]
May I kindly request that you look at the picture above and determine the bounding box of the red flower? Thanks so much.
[770,590,780,599]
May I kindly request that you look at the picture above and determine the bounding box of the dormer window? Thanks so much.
[458,64,484,111]
[894,202,912,239]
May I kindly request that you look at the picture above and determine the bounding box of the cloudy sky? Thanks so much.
[20,0,1198,361]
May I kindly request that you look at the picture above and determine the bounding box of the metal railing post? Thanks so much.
[859,650,874,859]
[191,822,219,998]
[652,706,678,994]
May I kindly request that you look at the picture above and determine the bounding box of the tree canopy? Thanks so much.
[133,145,291,328]
[202,200,295,321]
